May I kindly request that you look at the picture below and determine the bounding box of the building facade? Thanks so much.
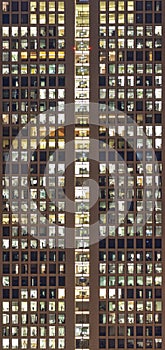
[0,0,165,349]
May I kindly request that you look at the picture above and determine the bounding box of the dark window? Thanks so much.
[49,77,56,86]
[12,14,19,24]
[31,264,38,273]
[99,76,106,86]
[127,289,134,298]
[118,239,124,249]
[145,14,152,23]
[155,289,162,298]
[58,77,65,86]
[155,51,162,60]
[21,14,28,24]
[136,1,143,10]
[127,52,134,61]
[136,239,143,248]
[136,52,143,61]
[3,227,10,236]
[12,289,19,298]
[3,289,10,298]
[21,277,28,286]
[99,239,106,248]
[49,264,56,273]
[108,239,115,248]
[146,239,152,248]
[118,339,124,348]
[3,127,9,136]
[99,339,106,348]
[155,151,162,161]
[3,90,10,99]
[136,326,143,336]
[40,164,46,174]
[12,252,19,261]
[3,265,10,273]
[40,152,46,161]
[49,277,56,286]
[58,276,65,286]
[99,327,106,336]
[12,277,19,286]
[136,101,143,110]
[12,127,19,136]
[3,77,9,87]
[127,239,134,248]
[21,2,28,11]
[118,151,124,160]
[145,1,152,10]
[40,277,47,286]
[12,2,19,11]
[155,14,162,23]
[3,15,9,24]
[155,239,161,248]
[136,14,143,23]
[108,339,115,348]
[127,152,134,161]
[21,77,28,86]
[155,114,161,123]
[155,327,162,336]
[31,252,37,261]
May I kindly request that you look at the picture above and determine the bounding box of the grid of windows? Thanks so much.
[98,0,163,348]
[74,3,90,350]
[0,0,164,349]
[1,1,66,349]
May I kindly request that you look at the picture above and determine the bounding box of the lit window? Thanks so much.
[109,1,115,11]
[58,14,64,24]
[40,14,46,24]
[118,1,124,11]
[100,1,106,11]
[49,52,56,60]
[58,1,64,11]
[100,14,106,24]
[30,14,37,24]
[109,13,115,23]
[39,51,46,60]
[127,1,134,11]
[30,52,37,60]
[49,2,55,11]
[39,2,46,12]
[30,2,37,12]
[49,14,55,24]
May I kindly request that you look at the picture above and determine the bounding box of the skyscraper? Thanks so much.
[0,0,164,349]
